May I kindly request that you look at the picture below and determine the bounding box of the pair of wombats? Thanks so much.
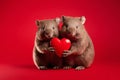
[33,16,95,70]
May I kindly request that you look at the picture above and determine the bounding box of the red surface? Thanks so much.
[50,38,71,57]
[0,0,120,80]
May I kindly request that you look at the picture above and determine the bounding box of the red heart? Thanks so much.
[50,38,71,57]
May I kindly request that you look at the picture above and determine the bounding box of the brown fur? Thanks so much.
[33,18,62,69]
[60,16,95,70]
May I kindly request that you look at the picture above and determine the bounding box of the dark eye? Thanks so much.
[41,25,45,30]
[76,26,78,28]
[53,26,55,29]
[65,24,68,28]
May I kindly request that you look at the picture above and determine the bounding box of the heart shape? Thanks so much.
[50,38,71,57]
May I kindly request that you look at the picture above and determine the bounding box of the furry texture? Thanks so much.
[33,18,62,69]
[60,16,95,70]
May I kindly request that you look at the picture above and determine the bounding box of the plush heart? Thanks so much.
[50,38,71,57]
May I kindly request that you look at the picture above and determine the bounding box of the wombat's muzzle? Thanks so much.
[67,28,76,36]
[44,29,53,38]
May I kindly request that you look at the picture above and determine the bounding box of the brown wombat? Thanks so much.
[60,16,95,70]
[33,18,62,69]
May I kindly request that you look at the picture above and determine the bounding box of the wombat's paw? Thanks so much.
[38,66,47,70]
[53,66,60,69]
[62,50,71,57]
[63,66,72,70]
[62,53,69,57]
[48,47,55,52]
[75,66,85,70]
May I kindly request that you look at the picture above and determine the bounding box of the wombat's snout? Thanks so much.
[44,29,53,38]
[67,27,76,36]
[45,31,50,35]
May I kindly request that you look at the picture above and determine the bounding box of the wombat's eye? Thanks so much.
[76,26,78,28]
[65,24,68,28]
[53,26,55,29]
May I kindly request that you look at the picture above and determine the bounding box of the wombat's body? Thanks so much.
[33,18,62,69]
[61,16,95,70]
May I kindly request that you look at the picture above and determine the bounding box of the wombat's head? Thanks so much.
[36,18,60,40]
[61,16,86,39]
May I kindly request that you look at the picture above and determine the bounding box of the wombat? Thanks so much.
[60,16,95,70]
[33,18,62,69]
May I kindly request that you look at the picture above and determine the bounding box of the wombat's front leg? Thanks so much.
[62,45,78,57]
[36,40,51,53]
[62,50,72,57]
[35,39,46,54]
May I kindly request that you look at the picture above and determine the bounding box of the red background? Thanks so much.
[0,0,120,80]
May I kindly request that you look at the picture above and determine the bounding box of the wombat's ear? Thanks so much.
[80,16,86,24]
[61,16,66,22]
[54,18,61,24]
[36,20,40,26]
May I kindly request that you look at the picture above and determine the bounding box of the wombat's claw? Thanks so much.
[75,66,85,70]
[48,47,55,52]
[63,66,72,69]
[63,50,71,53]
[62,50,71,57]
[62,52,71,57]
[38,66,47,70]
[53,66,60,69]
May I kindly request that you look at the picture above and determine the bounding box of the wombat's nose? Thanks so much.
[67,30,71,34]
[45,32,49,35]
[67,28,74,33]
[46,35,50,38]
[67,27,76,36]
